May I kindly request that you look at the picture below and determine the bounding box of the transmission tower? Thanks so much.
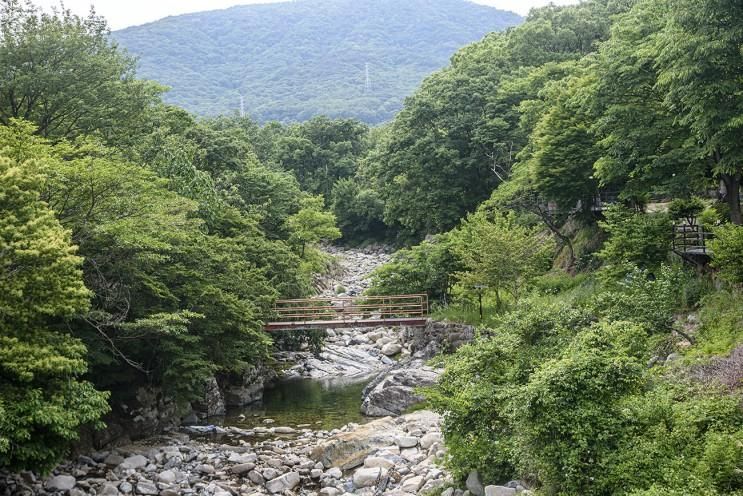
[364,63,371,93]
[239,94,246,118]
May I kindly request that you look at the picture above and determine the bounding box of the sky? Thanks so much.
[33,0,581,30]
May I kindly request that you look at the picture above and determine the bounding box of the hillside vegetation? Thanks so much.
[113,0,522,123]
[1,0,743,494]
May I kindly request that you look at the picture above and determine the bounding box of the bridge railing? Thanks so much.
[265,294,429,331]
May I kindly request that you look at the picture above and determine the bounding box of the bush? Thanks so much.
[597,206,672,280]
[368,233,461,302]
[709,224,743,285]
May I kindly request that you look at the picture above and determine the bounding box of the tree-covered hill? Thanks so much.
[112,0,522,123]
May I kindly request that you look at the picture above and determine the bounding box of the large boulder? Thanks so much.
[361,361,440,416]
[45,475,76,492]
[310,417,396,470]
[353,467,387,488]
[224,364,276,407]
[265,472,300,493]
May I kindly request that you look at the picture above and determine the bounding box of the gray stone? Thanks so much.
[319,488,341,496]
[197,464,215,475]
[135,481,158,495]
[466,471,484,496]
[381,343,402,356]
[363,456,394,469]
[310,417,396,470]
[265,472,301,494]
[105,454,125,466]
[324,467,343,479]
[420,432,442,449]
[484,486,516,496]
[402,476,424,493]
[361,364,440,417]
[203,376,226,417]
[45,475,76,492]
[262,468,280,480]
[352,467,387,488]
[442,488,455,496]
[99,483,121,496]
[231,462,256,475]
[395,436,419,448]
[160,490,180,496]
[311,469,324,478]
[247,470,265,485]
[120,454,149,470]
[119,481,133,494]
[274,426,297,434]
[157,470,176,484]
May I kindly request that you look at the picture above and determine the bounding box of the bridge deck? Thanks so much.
[265,294,429,332]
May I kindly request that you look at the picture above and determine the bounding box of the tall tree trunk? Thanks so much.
[721,173,742,225]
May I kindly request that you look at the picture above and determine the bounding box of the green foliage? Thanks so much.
[591,265,690,333]
[694,290,743,356]
[330,178,387,242]
[668,197,706,225]
[452,210,554,306]
[362,0,620,240]
[368,234,461,302]
[285,195,341,257]
[429,277,743,495]
[709,224,743,285]
[0,1,162,141]
[271,329,327,356]
[112,0,522,123]
[597,206,672,279]
[0,151,109,472]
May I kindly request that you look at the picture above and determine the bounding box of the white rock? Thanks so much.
[135,481,158,495]
[325,467,343,479]
[395,436,419,448]
[274,426,297,434]
[364,456,394,469]
[266,472,301,494]
[353,467,387,488]
[45,475,76,492]
[420,433,442,449]
[484,486,516,496]
[381,343,402,356]
[319,488,341,496]
[120,454,148,470]
[466,471,484,496]
[158,470,176,484]
[402,475,424,493]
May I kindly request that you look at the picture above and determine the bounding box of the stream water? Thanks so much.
[223,375,375,431]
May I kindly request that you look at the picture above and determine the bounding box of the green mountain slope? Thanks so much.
[113,0,522,123]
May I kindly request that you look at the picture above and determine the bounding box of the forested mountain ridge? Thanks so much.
[112,0,522,123]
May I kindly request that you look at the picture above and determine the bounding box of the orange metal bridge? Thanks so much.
[264,294,429,332]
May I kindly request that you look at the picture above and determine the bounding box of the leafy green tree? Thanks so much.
[0,150,109,472]
[285,195,341,257]
[0,1,161,141]
[273,117,369,198]
[452,210,554,306]
[591,0,706,202]
[330,178,387,242]
[654,0,743,224]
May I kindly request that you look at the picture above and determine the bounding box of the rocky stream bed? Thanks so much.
[1,247,526,496]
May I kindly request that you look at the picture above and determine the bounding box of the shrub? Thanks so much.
[597,206,672,280]
[368,233,461,302]
[709,224,743,285]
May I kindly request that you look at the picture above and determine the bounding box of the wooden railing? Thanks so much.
[673,224,714,256]
[265,294,429,331]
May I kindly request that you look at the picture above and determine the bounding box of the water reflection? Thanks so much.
[223,375,375,431]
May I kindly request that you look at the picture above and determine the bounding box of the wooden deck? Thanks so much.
[265,294,429,332]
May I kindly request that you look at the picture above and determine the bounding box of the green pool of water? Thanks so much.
[223,375,375,431]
